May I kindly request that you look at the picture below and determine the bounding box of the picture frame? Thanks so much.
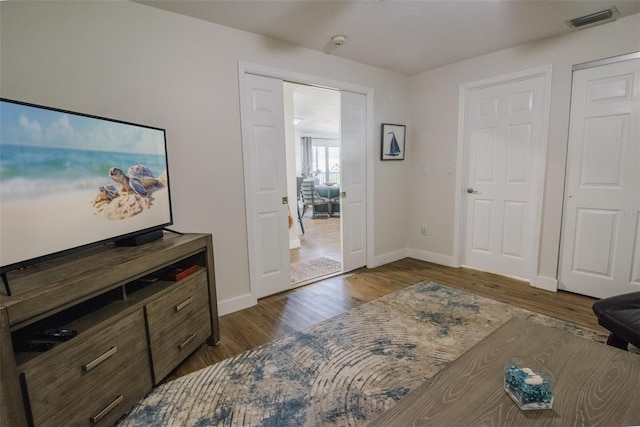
[380,123,406,161]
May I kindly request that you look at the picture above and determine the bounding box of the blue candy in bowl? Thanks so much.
[504,357,554,410]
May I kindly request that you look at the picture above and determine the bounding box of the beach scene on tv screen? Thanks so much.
[0,101,171,268]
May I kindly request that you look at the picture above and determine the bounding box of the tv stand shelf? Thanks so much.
[0,232,219,427]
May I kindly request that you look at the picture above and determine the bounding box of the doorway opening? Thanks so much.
[284,82,343,287]
[240,63,369,300]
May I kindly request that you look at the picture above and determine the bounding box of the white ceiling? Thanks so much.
[137,0,640,76]
[135,0,639,135]
[285,82,341,136]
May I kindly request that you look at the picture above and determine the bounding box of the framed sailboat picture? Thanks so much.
[381,123,406,160]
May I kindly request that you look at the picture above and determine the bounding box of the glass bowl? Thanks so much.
[504,357,554,410]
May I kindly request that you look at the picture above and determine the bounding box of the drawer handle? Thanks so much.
[82,346,118,373]
[174,297,193,312]
[90,394,124,424]
[177,333,196,351]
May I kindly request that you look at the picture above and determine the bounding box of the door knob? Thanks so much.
[466,187,478,194]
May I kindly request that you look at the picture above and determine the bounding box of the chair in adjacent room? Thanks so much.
[329,193,341,216]
[300,179,332,219]
[296,177,305,233]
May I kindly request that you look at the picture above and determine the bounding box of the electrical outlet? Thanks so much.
[421,224,428,235]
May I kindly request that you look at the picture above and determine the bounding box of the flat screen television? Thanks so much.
[0,98,173,279]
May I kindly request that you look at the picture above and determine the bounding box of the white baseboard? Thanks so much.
[372,249,408,268]
[217,254,558,316]
[289,239,301,249]
[217,293,257,316]
[406,248,457,267]
[371,248,458,269]
[531,275,558,292]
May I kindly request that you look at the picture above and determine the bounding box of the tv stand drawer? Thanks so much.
[22,310,151,427]
[145,270,212,383]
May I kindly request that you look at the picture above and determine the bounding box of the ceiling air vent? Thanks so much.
[567,7,619,29]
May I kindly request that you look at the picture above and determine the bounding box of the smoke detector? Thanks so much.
[331,35,347,46]
[567,6,619,29]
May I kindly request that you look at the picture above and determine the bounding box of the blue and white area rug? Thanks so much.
[118,282,606,427]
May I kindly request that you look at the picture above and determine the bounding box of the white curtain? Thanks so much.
[301,136,313,177]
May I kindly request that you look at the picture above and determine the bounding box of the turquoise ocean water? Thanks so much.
[0,144,167,202]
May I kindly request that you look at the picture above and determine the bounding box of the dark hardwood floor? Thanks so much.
[166,257,602,383]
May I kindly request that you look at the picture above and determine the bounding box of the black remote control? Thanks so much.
[35,328,77,341]
[17,341,56,352]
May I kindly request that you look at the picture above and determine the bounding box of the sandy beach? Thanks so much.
[0,186,170,268]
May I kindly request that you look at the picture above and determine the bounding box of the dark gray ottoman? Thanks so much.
[592,291,640,351]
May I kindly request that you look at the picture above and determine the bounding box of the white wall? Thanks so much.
[407,14,640,285]
[0,1,411,314]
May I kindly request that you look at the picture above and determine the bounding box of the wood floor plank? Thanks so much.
[165,258,602,383]
[164,206,604,391]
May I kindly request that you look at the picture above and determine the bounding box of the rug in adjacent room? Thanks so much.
[290,256,342,284]
[118,281,606,427]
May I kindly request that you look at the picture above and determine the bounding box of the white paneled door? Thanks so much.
[340,91,367,272]
[241,68,369,300]
[241,73,291,298]
[559,56,640,299]
[462,72,548,280]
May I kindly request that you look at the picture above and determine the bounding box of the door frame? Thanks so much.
[452,65,552,287]
[238,62,375,298]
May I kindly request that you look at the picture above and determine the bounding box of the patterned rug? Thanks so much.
[290,257,342,284]
[118,282,607,427]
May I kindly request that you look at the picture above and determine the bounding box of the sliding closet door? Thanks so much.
[559,56,640,299]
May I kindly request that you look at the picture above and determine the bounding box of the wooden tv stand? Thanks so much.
[0,232,219,427]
